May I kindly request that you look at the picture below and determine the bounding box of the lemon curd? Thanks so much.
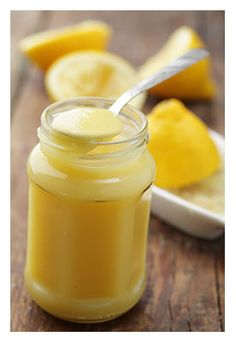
[25,97,155,322]
[52,107,123,141]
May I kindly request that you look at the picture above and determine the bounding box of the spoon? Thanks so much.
[52,48,209,145]
[109,48,209,115]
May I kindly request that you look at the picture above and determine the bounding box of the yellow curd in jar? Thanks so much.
[25,97,155,322]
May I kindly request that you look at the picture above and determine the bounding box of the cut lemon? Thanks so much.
[148,99,220,188]
[20,20,111,71]
[45,51,147,109]
[140,26,216,100]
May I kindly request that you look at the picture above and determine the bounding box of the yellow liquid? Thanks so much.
[25,105,155,322]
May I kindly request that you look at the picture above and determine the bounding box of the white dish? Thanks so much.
[151,130,225,240]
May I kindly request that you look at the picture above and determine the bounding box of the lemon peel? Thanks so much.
[147,99,220,188]
[140,26,216,100]
[20,20,112,71]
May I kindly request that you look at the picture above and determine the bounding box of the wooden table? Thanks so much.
[11,10,224,332]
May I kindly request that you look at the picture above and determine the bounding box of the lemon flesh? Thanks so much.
[148,99,220,188]
[20,20,111,71]
[140,26,216,100]
[45,51,146,109]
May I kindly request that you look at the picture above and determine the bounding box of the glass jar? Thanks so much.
[25,97,156,323]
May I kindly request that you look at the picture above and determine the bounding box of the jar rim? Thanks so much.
[39,96,149,160]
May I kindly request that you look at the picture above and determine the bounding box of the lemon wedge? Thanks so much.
[148,99,220,188]
[140,26,216,100]
[20,20,111,71]
[45,51,146,109]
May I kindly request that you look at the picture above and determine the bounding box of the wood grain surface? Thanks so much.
[11,10,225,332]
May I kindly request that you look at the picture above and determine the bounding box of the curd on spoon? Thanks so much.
[52,107,123,141]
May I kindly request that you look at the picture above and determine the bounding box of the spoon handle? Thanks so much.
[109,48,209,115]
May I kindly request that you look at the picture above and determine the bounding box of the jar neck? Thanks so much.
[38,97,149,166]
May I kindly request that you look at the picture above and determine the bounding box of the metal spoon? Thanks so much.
[109,48,209,115]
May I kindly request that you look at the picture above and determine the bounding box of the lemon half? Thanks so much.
[148,99,220,188]
[20,20,111,71]
[45,51,147,109]
[140,26,216,100]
